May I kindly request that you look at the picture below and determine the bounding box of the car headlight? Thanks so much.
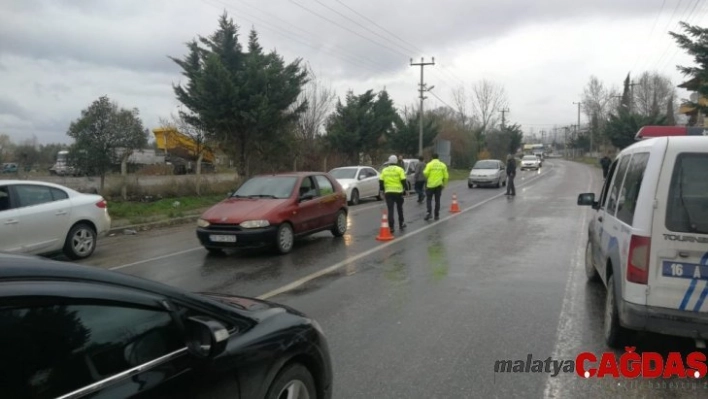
[197,218,210,228]
[341,183,350,190]
[240,220,270,228]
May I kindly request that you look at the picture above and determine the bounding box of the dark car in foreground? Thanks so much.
[0,253,332,399]
[197,172,348,254]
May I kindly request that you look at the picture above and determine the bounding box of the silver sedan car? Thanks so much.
[468,159,507,188]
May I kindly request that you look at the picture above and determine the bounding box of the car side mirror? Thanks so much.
[577,193,598,209]
[358,175,365,180]
[185,316,229,359]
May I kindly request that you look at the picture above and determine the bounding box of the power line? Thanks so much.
[313,0,418,56]
[631,0,666,73]
[202,0,389,73]
[333,0,426,55]
[641,0,687,72]
[289,0,410,59]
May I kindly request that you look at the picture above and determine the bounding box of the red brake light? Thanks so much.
[627,235,651,284]
[96,199,107,209]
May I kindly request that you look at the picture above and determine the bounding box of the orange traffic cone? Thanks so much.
[375,210,395,241]
[450,192,461,213]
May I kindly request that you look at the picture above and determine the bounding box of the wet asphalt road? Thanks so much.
[77,160,708,398]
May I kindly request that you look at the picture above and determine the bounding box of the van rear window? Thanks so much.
[666,153,708,234]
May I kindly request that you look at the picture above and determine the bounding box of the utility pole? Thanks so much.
[573,102,586,154]
[629,80,639,114]
[410,57,435,156]
[500,108,509,129]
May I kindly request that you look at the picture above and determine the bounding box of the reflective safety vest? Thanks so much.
[423,159,449,188]
[380,165,406,193]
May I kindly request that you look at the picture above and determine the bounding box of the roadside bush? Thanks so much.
[102,176,241,201]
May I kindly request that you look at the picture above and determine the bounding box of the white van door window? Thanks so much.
[616,153,650,226]
[606,155,631,217]
[666,153,708,234]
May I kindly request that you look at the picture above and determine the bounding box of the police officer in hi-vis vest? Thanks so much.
[379,155,408,233]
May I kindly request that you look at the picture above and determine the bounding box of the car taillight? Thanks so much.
[627,235,651,284]
[96,199,107,209]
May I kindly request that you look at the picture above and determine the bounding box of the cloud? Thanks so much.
[0,0,697,144]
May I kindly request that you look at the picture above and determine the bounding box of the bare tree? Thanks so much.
[633,72,675,117]
[291,64,336,170]
[159,112,211,196]
[471,80,508,132]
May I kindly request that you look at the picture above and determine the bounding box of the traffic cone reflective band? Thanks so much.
[450,193,461,213]
[376,210,394,241]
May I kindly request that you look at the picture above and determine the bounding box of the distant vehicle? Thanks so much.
[577,126,708,348]
[468,159,507,188]
[153,127,216,175]
[49,150,79,176]
[0,180,111,259]
[329,166,383,205]
[379,158,419,193]
[197,172,348,254]
[0,252,333,399]
[520,155,541,171]
[2,163,18,174]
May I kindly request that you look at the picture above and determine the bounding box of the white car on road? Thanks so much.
[329,166,383,205]
[520,155,541,170]
[0,180,111,259]
[578,126,708,348]
[468,159,507,188]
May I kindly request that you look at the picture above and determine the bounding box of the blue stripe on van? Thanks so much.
[680,279,698,311]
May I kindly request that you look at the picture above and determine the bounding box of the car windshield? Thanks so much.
[329,168,357,179]
[232,176,297,199]
[473,161,498,169]
[523,156,537,160]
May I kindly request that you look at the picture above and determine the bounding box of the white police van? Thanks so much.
[578,126,708,348]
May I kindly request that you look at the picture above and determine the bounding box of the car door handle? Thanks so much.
[55,210,67,216]
[4,219,18,225]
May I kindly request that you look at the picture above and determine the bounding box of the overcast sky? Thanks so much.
[0,0,705,145]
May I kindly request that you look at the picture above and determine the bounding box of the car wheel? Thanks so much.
[265,363,316,399]
[604,275,630,348]
[502,179,507,186]
[468,183,473,189]
[585,240,600,282]
[275,223,294,254]
[495,178,501,188]
[349,189,359,205]
[331,210,347,237]
[376,190,383,201]
[63,223,97,260]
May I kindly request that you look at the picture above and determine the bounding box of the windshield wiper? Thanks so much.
[677,166,708,234]
[247,194,278,199]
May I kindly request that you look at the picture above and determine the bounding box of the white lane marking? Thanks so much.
[109,247,203,271]
[109,181,470,269]
[107,172,543,273]
[256,168,551,300]
[542,164,593,399]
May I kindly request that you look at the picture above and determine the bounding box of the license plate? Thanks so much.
[210,234,236,243]
[662,261,708,280]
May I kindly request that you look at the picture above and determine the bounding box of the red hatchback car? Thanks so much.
[196,172,348,254]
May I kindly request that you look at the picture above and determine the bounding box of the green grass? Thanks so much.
[448,169,469,181]
[108,195,225,223]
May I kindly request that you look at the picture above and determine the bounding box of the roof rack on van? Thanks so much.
[635,126,708,140]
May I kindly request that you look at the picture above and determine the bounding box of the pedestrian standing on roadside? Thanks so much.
[423,153,449,221]
[506,154,516,196]
[380,155,407,233]
[414,155,426,203]
[600,154,611,179]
